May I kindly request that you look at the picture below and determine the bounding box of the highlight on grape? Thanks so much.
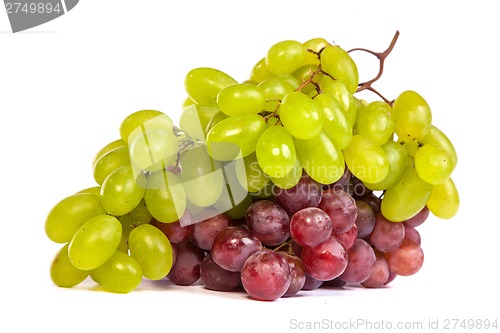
[46,32,459,300]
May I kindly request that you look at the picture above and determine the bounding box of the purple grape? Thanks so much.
[358,192,381,214]
[301,235,348,281]
[191,212,232,251]
[279,252,306,297]
[318,188,357,234]
[302,273,323,290]
[403,206,429,228]
[290,207,333,247]
[385,238,424,276]
[404,226,421,245]
[325,165,351,191]
[245,200,290,246]
[211,226,262,272]
[241,250,291,301]
[200,254,241,291]
[370,213,405,252]
[322,277,346,288]
[334,223,358,250]
[274,173,322,215]
[354,200,375,238]
[167,240,205,286]
[339,238,376,284]
[361,251,390,288]
[155,219,194,244]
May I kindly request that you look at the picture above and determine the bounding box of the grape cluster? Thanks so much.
[46,33,459,300]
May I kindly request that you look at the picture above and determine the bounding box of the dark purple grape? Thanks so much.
[354,200,375,239]
[403,206,429,228]
[339,238,376,284]
[349,177,371,198]
[404,226,421,245]
[245,200,290,246]
[322,277,346,288]
[358,192,381,214]
[200,254,241,291]
[361,250,390,288]
[325,165,351,191]
[370,213,405,252]
[318,188,357,234]
[211,226,262,272]
[334,223,358,250]
[279,252,306,297]
[301,235,348,281]
[191,212,232,251]
[302,273,323,290]
[385,238,424,276]
[241,250,291,301]
[167,240,205,286]
[274,173,322,215]
[156,219,194,244]
[385,271,397,285]
[290,207,333,247]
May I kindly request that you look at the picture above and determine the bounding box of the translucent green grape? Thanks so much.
[179,104,219,142]
[93,146,130,185]
[129,128,178,173]
[256,125,297,178]
[257,78,295,112]
[50,243,89,288]
[279,91,324,140]
[68,214,122,270]
[364,140,407,190]
[144,169,186,223]
[320,45,359,94]
[217,83,266,116]
[343,135,390,184]
[292,64,319,95]
[393,90,432,142]
[120,110,173,144]
[381,168,433,222]
[314,93,352,149]
[180,145,224,207]
[421,125,457,170]
[92,251,143,293]
[92,139,127,168]
[426,177,459,219]
[303,37,328,65]
[250,57,275,83]
[270,155,303,189]
[76,186,101,197]
[45,193,105,243]
[237,152,270,193]
[206,114,267,160]
[184,67,237,105]
[119,199,152,240]
[356,101,394,145]
[294,130,345,184]
[129,224,174,280]
[415,145,453,184]
[319,77,357,126]
[100,165,146,216]
[265,40,307,75]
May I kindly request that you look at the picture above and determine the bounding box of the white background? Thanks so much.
[1,1,498,332]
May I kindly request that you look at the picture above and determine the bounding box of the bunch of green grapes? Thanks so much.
[45,33,459,295]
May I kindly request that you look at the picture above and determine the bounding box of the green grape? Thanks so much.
[279,91,324,140]
[204,111,228,136]
[179,104,219,142]
[381,167,433,222]
[257,78,295,112]
[320,45,359,94]
[119,199,152,239]
[184,67,237,105]
[414,145,453,185]
[364,140,408,190]
[45,193,105,243]
[270,155,303,189]
[68,214,122,270]
[356,101,394,145]
[91,251,143,293]
[292,64,319,95]
[294,130,345,184]
[76,186,101,197]
[303,37,328,65]
[180,145,224,207]
[50,243,89,288]
[217,193,253,219]
[265,40,307,75]
[93,146,130,185]
[100,165,146,216]
[319,77,357,126]
[421,125,457,170]
[250,57,275,83]
[343,135,390,184]
[129,128,178,173]
[237,152,270,193]
[426,177,459,219]
[216,83,266,116]
[399,139,420,157]
[182,97,195,108]
[275,74,300,89]
[120,110,173,144]
[117,234,129,253]
[256,125,296,178]
[314,93,352,149]
[144,169,186,223]
[393,90,432,142]
[128,224,174,280]
[92,139,126,168]
[206,114,266,160]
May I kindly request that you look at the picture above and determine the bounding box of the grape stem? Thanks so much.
[348,30,400,105]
